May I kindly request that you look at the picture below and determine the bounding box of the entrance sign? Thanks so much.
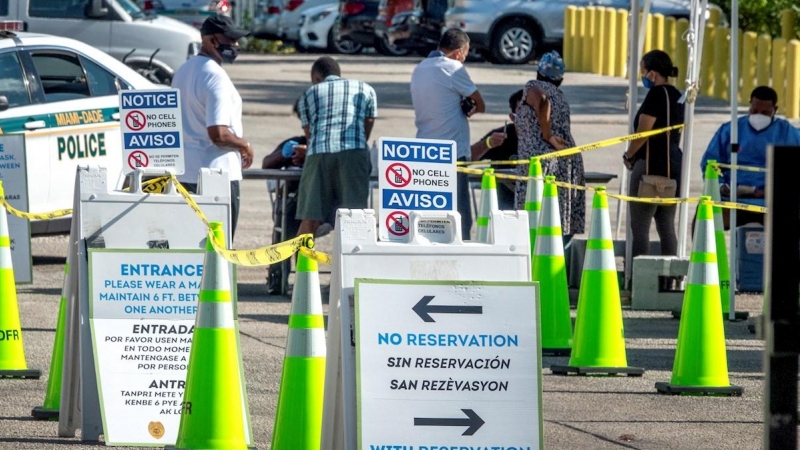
[0,135,32,284]
[320,208,534,450]
[378,137,457,242]
[58,167,253,446]
[119,90,185,175]
[355,280,542,449]
[89,249,203,445]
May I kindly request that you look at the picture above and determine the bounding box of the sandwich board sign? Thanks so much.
[58,167,253,446]
[119,90,185,175]
[88,248,203,445]
[320,208,536,450]
[0,135,32,284]
[355,279,543,449]
[378,137,457,242]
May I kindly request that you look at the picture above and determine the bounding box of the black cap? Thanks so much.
[200,15,250,39]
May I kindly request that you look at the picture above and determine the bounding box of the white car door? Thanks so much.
[22,0,113,54]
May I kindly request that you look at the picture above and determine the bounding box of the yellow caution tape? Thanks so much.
[712,162,767,173]
[170,175,333,266]
[0,181,72,220]
[461,167,767,213]
[459,124,685,166]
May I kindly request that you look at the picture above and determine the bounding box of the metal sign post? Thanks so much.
[762,145,799,450]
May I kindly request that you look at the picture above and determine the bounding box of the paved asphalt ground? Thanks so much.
[1,53,797,449]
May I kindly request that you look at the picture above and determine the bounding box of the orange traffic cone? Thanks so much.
[0,199,40,379]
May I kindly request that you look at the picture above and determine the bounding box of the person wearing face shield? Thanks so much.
[171,15,255,239]
[700,86,800,229]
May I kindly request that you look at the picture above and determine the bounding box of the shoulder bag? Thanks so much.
[638,87,678,198]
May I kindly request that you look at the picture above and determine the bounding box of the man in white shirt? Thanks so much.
[410,28,485,239]
[172,15,254,238]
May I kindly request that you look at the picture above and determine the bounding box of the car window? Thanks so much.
[29,0,91,19]
[116,0,146,20]
[0,0,9,15]
[0,52,31,108]
[81,56,129,96]
[30,52,91,102]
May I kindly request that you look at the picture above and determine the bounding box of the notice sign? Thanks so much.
[89,248,203,446]
[378,137,456,242]
[119,90,185,175]
[0,136,32,284]
[355,280,543,450]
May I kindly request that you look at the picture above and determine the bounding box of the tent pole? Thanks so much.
[728,0,739,321]
[622,0,641,288]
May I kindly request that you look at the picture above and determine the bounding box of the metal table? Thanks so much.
[243,168,617,295]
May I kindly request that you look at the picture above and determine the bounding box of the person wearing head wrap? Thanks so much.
[513,50,585,247]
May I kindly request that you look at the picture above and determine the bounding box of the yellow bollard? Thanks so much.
[700,24,716,97]
[674,18,689,91]
[584,6,596,75]
[782,9,797,42]
[615,9,628,78]
[576,7,587,72]
[664,16,677,61]
[708,7,720,26]
[786,40,800,119]
[741,32,758,105]
[713,27,730,101]
[756,34,772,88]
[603,8,616,76]
[593,6,606,74]
[772,38,787,106]
[651,14,665,51]
[642,13,653,55]
[564,6,577,72]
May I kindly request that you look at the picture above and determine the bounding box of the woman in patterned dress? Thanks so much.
[514,51,585,245]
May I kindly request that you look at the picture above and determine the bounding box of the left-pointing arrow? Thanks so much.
[414,409,485,436]
[412,295,483,322]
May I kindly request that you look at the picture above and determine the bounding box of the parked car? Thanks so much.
[277,0,331,43]
[299,3,363,53]
[250,0,282,40]
[444,0,726,65]
[139,0,232,29]
[337,0,408,56]
[0,25,160,234]
[386,0,446,56]
[374,0,413,44]
[1,0,201,85]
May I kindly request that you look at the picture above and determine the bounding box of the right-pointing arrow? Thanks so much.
[413,408,485,436]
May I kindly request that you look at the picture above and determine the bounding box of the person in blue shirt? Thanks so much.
[700,86,800,229]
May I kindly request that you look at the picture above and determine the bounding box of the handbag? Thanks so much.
[638,87,678,198]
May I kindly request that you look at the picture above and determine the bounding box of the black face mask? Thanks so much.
[216,43,239,64]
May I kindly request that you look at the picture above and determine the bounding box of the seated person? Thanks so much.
[700,86,800,229]
[470,89,523,210]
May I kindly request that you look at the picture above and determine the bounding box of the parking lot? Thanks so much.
[0,52,790,449]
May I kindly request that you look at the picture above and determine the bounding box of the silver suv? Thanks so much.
[445,0,724,65]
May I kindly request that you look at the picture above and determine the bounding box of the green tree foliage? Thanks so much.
[715,0,799,39]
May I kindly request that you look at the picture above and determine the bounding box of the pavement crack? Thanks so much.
[238,330,285,350]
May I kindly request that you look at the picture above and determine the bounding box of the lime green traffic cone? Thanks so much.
[705,161,747,321]
[655,197,743,396]
[524,158,544,257]
[552,187,643,376]
[169,222,250,449]
[476,168,498,243]
[271,253,326,450]
[32,261,71,419]
[0,200,40,379]
[532,175,572,356]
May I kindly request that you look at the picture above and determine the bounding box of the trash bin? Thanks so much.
[736,225,764,293]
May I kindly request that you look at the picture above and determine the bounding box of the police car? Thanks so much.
[0,21,161,235]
